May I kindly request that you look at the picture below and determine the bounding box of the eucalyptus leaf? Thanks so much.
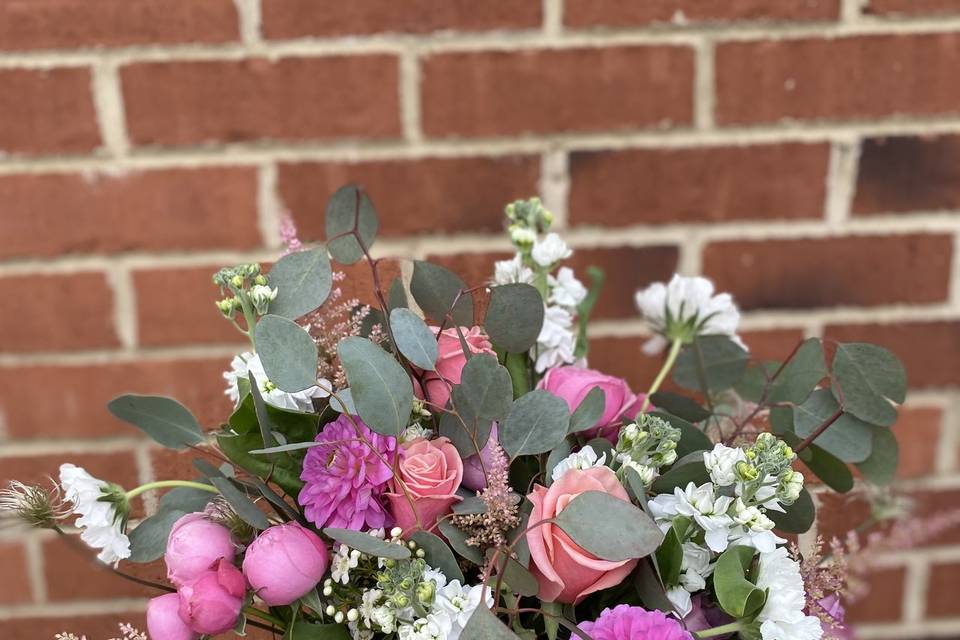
[485,548,539,596]
[158,486,215,514]
[338,336,414,437]
[440,388,493,457]
[767,339,826,405]
[484,283,544,353]
[793,390,873,463]
[457,354,513,420]
[544,438,574,487]
[574,266,605,359]
[128,508,187,563]
[655,520,686,587]
[499,390,570,458]
[554,491,663,561]
[673,336,749,393]
[249,372,277,450]
[633,557,678,614]
[325,185,378,265]
[767,487,815,534]
[329,388,357,415]
[390,308,439,370]
[461,605,520,640]
[438,519,484,564]
[714,545,766,619]
[284,621,351,640]
[856,426,899,486]
[410,261,474,326]
[267,247,333,319]
[324,528,411,560]
[211,477,270,530]
[410,531,465,583]
[651,453,710,494]
[735,361,781,403]
[568,387,606,434]
[107,395,204,450]
[255,315,320,393]
[388,277,408,310]
[649,392,711,423]
[832,343,906,427]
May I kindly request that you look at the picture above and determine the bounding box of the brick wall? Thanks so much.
[0,0,959,637]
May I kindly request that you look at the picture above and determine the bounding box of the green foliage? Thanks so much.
[323,528,411,560]
[410,531,465,583]
[792,390,873,462]
[461,605,520,640]
[438,519,484,564]
[653,411,712,459]
[255,315,321,392]
[284,621,351,639]
[388,277,408,310]
[766,338,827,405]
[649,392,712,423]
[486,548,539,596]
[390,307,439,370]
[410,260,474,327]
[543,438,573,487]
[128,508,188,563]
[267,247,333,319]
[650,452,711,494]
[337,336,414,437]
[212,477,270,530]
[655,517,690,587]
[484,283,544,352]
[457,354,513,421]
[832,343,907,427]
[553,491,663,562]
[574,266,605,359]
[325,185,378,265]
[673,335,749,393]
[856,426,900,486]
[499,390,570,458]
[440,391,493,457]
[107,395,205,450]
[767,487,816,534]
[714,545,766,619]
[568,386,606,434]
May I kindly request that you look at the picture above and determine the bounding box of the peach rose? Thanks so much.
[386,437,463,534]
[526,467,638,604]
[419,326,495,409]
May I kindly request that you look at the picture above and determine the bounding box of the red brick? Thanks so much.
[893,407,943,478]
[588,335,685,394]
[1,613,148,640]
[864,0,960,17]
[846,567,906,623]
[824,321,960,389]
[121,56,401,147]
[42,535,156,601]
[262,0,541,38]
[853,135,960,215]
[740,328,807,361]
[421,46,694,138]
[819,488,960,548]
[569,143,828,227]
[716,33,960,125]
[0,0,239,51]
[0,67,99,155]
[0,541,32,605]
[0,452,140,496]
[702,234,953,310]
[0,272,119,353]
[0,168,260,259]
[278,155,540,239]
[0,358,234,440]
[565,0,839,27]
[927,561,960,617]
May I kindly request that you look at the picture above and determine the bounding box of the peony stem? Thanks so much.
[640,337,684,412]
[124,480,220,501]
[244,605,285,626]
[693,622,741,638]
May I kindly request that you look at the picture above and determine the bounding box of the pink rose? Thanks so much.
[165,512,236,587]
[526,467,638,604]
[538,366,639,441]
[243,522,330,606]
[146,593,198,640]
[177,558,245,635]
[419,326,495,409]
[386,437,463,534]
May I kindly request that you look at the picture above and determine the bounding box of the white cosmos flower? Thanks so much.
[493,254,534,285]
[703,443,747,487]
[224,351,330,411]
[548,267,588,308]
[755,547,824,640]
[58,464,130,566]
[533,305,577,372]
[551,445,607,482]
[531,233,572,267]
[635,274,745,355]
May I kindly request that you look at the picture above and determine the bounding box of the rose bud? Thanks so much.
[178,558,246,635]
[165,512,236,587]
[146,593,198,640]
[242,522,330,606]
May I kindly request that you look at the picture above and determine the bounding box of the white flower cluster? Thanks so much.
[551,445,608,482]
[395,573,493,640]
[755,548,824,640]
[58,464,130,566]
[224,351,331,411]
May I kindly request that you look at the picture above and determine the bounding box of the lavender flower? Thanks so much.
[299,415,397,530]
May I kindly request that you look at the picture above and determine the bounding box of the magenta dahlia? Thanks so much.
[580,605,693,640]
[298,415,397,530]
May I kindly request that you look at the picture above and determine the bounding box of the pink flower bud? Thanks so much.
[242,522,330,606]
[146,593,198,640]
[165,512,236,587]
[177,558,245,635]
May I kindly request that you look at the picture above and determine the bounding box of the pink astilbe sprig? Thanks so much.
[451,442,520,549]
[279,212,302,255]
[790,536,848,629]
[54,623,147,640]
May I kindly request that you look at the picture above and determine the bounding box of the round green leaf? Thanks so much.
[554,491,663,561]
[767,487,815,534]
[211,477,269,530]
[650,452,711,494]
[283,621,351,640]
[649,392,711,423]
[484,283,544,353]
[499,390,570,458]
[440,388,493,457]
[458,354,513,420]
[767,338,827,405]
[324,527,411,560]
[461,605,520,640]
[390,308,439,370]
[325,185,378,265]
[832,343,906,427]
[410,260,474,327]
[569,386,606,434]
[714,545,766,619]
[793,390,873,463]
[267,247,333,319]
[128,509,188,563]
[337,336,414,437]
[107,395,205,450]
[856,425,899,486]
[254,314,320,392]
[673,336,749,393]
[411,531,465,583]
[438,519,484,564]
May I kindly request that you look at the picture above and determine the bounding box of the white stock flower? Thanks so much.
[371,606,398,634]
[531,233,572,267]
[433,581,494,640]
[423,566,448,590]
[398,613,453,640]
[551,445,607,482]
[730,498,785,553]
[58,464,130,566]
[666,585,693,618]
[619,457,657,487]
[703,443,747,487]
[534,305,577,372]
[224,351,330,411]
[650,482,736,553]
[401,423,434,444]
[755,548,824,640]
[248,284,278,313]
[678,542,714,593]
[548,267,587,308]
[493,254,534,285]
[634,274,745,354]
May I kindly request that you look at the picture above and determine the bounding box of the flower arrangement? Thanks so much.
[2,186,911,640]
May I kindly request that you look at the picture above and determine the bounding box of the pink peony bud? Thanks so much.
[177,558,246,635]
[165,512,236,587]
[146,593,198,640]
[242,522,330,606]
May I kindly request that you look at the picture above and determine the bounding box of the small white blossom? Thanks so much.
[509,227,537,247]
[359,589,383,628]
[534,305,577,372]
[551,445,607,482]
[493,254,534,285]
[331,544,359,585]
[779,470,805,504]
[755,547,824,640]
[730,498,785,553]
[433,581,494,640]
[666,585,693,618]
[650,482,735,553]
[548,267,587,308]
[248,284,278,314]
[371,606,398,634]
[678,542,714,593]
[531,233,572,267]
[398,613,453,640]
[224,351,331,411]
[619,458,657,487]
[401,423,434,444]
[703,443,747,487]
[58,464,130,566]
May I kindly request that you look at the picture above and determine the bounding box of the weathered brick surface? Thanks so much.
[565,0,840,27]
[864,0,960,16]
[927,561,960,617]
[0,541,32,605]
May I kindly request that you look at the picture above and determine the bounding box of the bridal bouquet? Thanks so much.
[3,187,908,640]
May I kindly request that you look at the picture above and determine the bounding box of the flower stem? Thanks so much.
[244,605,285,626]
[694,622,742,638]
[640,337,684,412]
[125,480,220,501]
